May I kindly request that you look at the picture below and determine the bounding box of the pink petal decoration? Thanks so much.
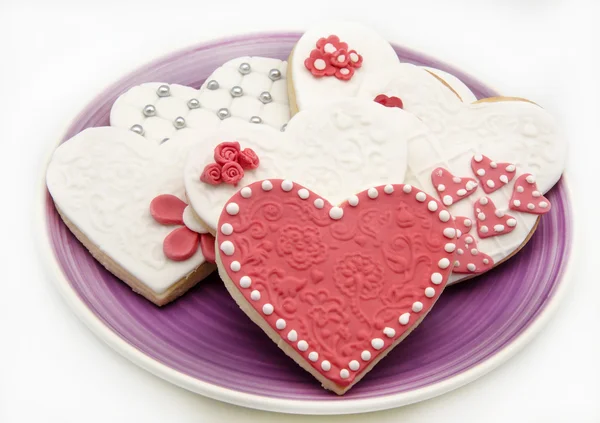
[452,216,494,274]
[473,197,518,239]
[150,194,187,225]
[471,154,516,194]
[431,167,478,206]
[200,233,216,263]
[163,227,200,261]
[509,174,552,214]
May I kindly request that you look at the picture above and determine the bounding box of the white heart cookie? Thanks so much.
[183,99,438,233]
[356,63,566,283]
[288,22,477,113]
[111,56,290,142]
[46,56,291,305]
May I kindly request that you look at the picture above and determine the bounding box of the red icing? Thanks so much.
[431,167,478,206]
[201,143,261,186]
[200,163,223,185]
[221,162,244,186]
[238,148,260,170]
[473,196,517,239]
[509,174,551,214]
[316,35,348,53]
[471,154,516,194]
[216,180,457,387]
[305,35,362,81]
[200,233,216,263]
[149,194,186,225]
[150,195,212,262]
[374,94,403,109]
[304,49,336,78]
[214,141,241,165]
[163,226,200,261]
[452,216,494,274]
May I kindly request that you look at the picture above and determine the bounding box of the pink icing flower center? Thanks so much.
[305,34,362,81]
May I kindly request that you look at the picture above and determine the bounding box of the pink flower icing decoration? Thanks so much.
[221,162,244,186]
[150,194,215,262]
[214,141,241,165]
[305,34,362,81]
[200,142,261,186]
[200,163,223,185]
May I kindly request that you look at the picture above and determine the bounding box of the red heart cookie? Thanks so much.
[510,173,552,214]
[215,180,457,394]
[431,167,478,206]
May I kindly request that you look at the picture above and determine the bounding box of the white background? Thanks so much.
[1,0,599,421]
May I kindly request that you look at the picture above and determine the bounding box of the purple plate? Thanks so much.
[39,33,572,414]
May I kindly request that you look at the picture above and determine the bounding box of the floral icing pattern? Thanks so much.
[200,141,260,186]
[150,194,215,262]
[215,180,457,392]
[304,34,363,81]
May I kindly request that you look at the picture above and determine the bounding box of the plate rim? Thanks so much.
[35,32,577,415]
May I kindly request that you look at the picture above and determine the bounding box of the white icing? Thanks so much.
[220,223,233,235]
[291,22,400,111]
[427,201,438,212]
[239,276,251,288]
[349,360,360,371]
[399,313,410,325]
[240,187,252,198]
[383,327,396,338]
[276,318,286,330]
[431,273,443,284]
[354,63,565,284]
[416,192,427,202]
[182,206,208,234]
[298,340,309,351]
[403,185,412,193]
[425,287,435,298]
[184,99,422,232]
[412,302,423,312]
[230,261,241,272]
[110,57,290,142]
[308,352,319,362]
[371,338,384,350]
[437,184,446,192]
[444,243,456,253]
[329,207,344,220]
[250,290,261,301]
[361,350,372,361]
[422,67,478,103]
[314,198,325,209]
[443,228,456,238]
[340,369,350,379]
[368,187,379,199]
[220,241,235,256]
[348,195,359,206]
[321,360,331,371]
[297,188,310,199]
[439,210,450,222]
[261,180,273,191]
[281,180,293,191]
[438,258,450,269]
[287,330,298,342]
[384,184,394,194]
[443,195,453,206]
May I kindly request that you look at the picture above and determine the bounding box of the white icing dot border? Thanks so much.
[217,181,455,383]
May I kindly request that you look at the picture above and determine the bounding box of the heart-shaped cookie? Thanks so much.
[356,63,565,282]
[215,180,457,394]
[289,23,565,282]
[184,99,436,233]
[46,57,292,305]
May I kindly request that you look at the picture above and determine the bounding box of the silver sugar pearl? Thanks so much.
[238,62,251,75]
[130,124,144,135]
[157,85,170,97]
[280,123,287,132]
[206,80,219,90]
[259,91,272,104]
[173,116,186,129]
[230,86,244,97]
[160,138,169,144]
[217,108,231,120]
[187,98,200,109]
[268,69,281,81]
[142,104,156,117]
[250,116,262,124]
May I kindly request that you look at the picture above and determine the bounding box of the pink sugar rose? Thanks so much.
[214,141,241,165]
[221,162,244,186]
[238,148,260,170]
[200,163,222,185]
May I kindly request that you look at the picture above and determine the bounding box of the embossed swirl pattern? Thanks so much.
[45,33,572,400]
